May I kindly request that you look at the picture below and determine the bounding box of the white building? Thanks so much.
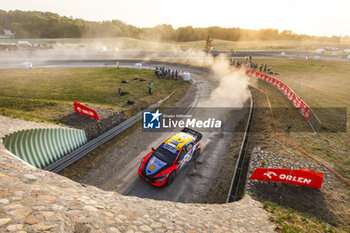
[315,48,326,53]
[18,41,32,46]
[0,29,15,38]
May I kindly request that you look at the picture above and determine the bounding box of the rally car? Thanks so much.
[138,128,202,187]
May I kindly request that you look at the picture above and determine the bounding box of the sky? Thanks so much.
[1,0,350,36]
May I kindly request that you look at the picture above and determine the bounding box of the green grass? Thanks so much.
[251,59,350,179]
[0,67,190,123]
[255,59,350,103]
[263,200,346,233]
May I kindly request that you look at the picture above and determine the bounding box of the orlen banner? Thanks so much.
[250,168,323,189]
[245,70,312,121]
[73,101,99,120]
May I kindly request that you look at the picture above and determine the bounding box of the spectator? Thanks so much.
[230,58,235,66]
[259,64,263,72]
[116,61,120,70]
[175,70,179,80]
[268,65,272,73]
[263,64,267,73]
[147,82,153,95]
[157,69,162,78]
[154,66,158,76]
[167,69,170,79]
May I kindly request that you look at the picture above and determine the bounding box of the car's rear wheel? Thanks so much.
[166,172,176,186]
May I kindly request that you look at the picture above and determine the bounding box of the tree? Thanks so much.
[0,9,343,42]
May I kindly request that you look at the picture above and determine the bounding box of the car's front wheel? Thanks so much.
[166,172,176,186]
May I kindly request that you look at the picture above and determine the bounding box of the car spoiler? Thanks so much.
[181,127,202,142]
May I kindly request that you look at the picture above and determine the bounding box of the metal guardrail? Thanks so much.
[226,91,254,203]
[44,93,173,173]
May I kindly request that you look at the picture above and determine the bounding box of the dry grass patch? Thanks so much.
[0,67,190,123]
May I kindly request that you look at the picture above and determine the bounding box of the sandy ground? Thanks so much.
[0,115,65,143]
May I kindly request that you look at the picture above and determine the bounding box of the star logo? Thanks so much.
[143,110,162,129]
[150,110,162,122]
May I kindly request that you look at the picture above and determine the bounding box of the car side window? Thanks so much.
[186,143,193,152]
[178,149,186,160]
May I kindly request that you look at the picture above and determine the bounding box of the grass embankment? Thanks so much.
[245,59,350,232]
[263,200,340,233]
[0,67,190,123]
[251,59,350,179]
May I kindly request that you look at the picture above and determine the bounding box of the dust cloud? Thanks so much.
[206,58,250,108]
[0,39,250,109]
[143,48,250,108]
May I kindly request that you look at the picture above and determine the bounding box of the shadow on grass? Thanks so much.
[252,182,338,226]
[59,112,98,129]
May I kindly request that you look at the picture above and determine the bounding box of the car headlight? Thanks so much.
[156,174,167,182]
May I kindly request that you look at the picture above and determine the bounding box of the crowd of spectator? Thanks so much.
[154,66,180,80]
[229,57,273,74]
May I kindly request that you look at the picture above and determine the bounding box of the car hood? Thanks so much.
[145,156,167,176]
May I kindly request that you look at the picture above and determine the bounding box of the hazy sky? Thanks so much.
[2,0,350,36]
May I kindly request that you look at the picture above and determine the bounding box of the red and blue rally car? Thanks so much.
[138,128,202,187]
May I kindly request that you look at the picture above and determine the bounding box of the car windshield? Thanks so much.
[153,145,177,164]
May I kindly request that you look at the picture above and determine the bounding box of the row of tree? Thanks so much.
[0,9,342,42]
[0,10,141,38]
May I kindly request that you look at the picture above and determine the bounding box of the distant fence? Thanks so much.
[245,69,321,133]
